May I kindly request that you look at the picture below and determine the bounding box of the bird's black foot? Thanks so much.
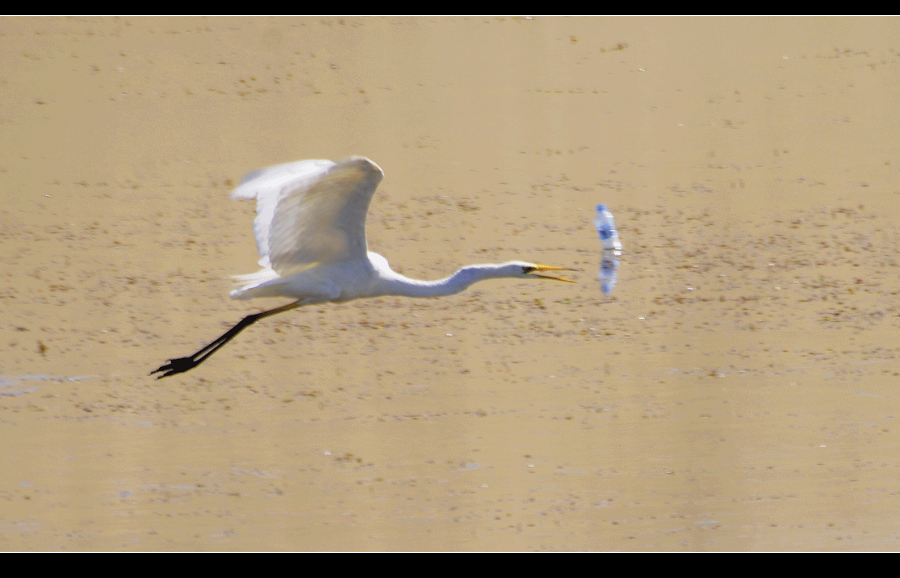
[149,301,300,379]
[150,357,201,379]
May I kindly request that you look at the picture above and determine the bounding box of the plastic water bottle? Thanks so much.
[594,204,622,251]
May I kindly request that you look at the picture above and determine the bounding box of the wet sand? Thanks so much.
[2,16,900,551]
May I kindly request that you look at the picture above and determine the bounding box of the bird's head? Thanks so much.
[513,262,576,283]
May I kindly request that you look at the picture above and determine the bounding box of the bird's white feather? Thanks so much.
[231,158,384,272]
[267,157,383,275]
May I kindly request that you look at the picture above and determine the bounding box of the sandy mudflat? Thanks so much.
[2,16,900,551]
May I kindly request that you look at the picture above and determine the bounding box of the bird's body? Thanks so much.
[152,156,573,378]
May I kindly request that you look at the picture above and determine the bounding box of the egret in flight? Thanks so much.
[151,156,573,379]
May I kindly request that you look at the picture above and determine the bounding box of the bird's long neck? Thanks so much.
[380,264,515,298]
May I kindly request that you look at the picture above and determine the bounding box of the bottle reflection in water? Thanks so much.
[599,251,620,295]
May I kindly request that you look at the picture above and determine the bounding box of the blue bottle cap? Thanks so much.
[596,204,606,212]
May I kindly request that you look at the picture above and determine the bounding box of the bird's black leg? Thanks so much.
[150,300,301,379]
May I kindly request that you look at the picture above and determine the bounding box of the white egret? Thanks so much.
[151,156,573,379]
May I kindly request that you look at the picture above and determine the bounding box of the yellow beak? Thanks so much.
[528,264,576,283]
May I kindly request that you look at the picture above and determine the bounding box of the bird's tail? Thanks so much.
[230,268,281,300]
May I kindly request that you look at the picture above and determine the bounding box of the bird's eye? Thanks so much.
[523,266,535,274]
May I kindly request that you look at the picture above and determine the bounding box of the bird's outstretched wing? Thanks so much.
[231,157,384,276]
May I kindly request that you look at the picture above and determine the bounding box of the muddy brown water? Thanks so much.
[2,16,900,551]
